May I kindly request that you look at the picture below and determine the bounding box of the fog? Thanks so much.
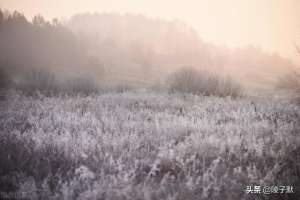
[0,4,300,198]
[0,9,298,93]
[2,0,300,63]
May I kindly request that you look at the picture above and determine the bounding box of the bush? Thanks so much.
[167,67,241,97]
[16,69,58,95]
[14,69,99,96]
[216,76,242,98]
[0,67,10,90]
[61,77,99,95]
[277,70,300,105]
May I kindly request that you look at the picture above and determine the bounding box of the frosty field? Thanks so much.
[0,90,299,200]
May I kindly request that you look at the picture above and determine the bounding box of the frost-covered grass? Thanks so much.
[0,90,299,200]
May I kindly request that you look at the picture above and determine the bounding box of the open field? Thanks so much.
[0,90,299,200]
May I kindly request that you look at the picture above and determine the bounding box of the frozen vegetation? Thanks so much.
[0,90,299,200]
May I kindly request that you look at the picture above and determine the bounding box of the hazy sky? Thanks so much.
[1,0,300,63]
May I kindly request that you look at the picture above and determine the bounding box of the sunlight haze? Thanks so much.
[1,0,300,63]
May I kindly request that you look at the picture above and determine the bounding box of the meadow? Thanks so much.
[0,89,299,200]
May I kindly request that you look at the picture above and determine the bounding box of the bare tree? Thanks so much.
[167,66,241,97]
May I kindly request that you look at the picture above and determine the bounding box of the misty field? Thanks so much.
[0,90,299,200]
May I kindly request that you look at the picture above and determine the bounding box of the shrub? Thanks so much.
[61,77,99,95]
[277,70,300,105]
[0,67,10,90]
[15,69,58,95]
[14,69,99,96]
[216,76,242,98]
[167,67,241,97]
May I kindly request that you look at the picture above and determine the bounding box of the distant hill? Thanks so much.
[0,10,296,91]
[67,13,296,90]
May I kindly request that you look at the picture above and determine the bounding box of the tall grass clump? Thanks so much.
[167,67,241,97]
